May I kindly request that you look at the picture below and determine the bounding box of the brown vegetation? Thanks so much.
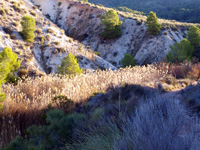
[0,65,166,146]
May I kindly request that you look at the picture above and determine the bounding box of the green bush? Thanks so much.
[20,15,36,42]
[166,38,193,63]
[188,25,200,58]
[146,11,161,35]
[0,47,20,109]
[6,73,20,85]
[120,54,136,67]
[58,52,83,75]
[4,110,87,150]
[188,25,200,47]
[101,10,123,39]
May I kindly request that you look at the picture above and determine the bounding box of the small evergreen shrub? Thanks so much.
[120,54,136,67]
[0,8,5,15]
[167,39,193,63]
[39,36,45,43]
[53,41,60,45]
[29,10,37,16]
[188,25,200,58]
[18,69,28,79]
[101,10,123,39]
[10,34,17,40]
[6,73,20,85]
[35,28,42,34]
[13,4,22,13]
[47,28,54,33]
[21,15,36,42]
[13,21,19,27]
[146,11,161,35]
[188,25,200,47]
[58,52,83,75]
[0,47,20,109]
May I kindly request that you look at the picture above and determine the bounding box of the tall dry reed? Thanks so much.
[0,65,167,146]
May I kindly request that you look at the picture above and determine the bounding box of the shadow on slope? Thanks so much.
[2,83,200,149]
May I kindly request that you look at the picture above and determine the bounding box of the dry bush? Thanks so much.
[188,63,200,80]
[0,65,166,146]
[155,62,200,79]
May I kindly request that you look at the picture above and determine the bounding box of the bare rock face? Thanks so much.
[0,0,117,75]
[32,0,186,66]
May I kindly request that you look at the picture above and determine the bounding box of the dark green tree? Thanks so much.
[166,39,193,63]
[0,47,20,109]
[101,10,123,39]
[21,15,36,42]
[188,25,200,58]
[188,25,200,47]
[120,54,136,67]
[58,53,83,75]
[146,11,161,35]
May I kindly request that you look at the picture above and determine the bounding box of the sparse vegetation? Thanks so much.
[0,8,6,16]
[29,10,37,17]
[47,28,55,34]
[0,47,20,110]
[53,41,60,45]
[10,34,17,40]
[35,28,42,34]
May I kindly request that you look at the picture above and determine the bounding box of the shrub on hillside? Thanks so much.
[4,109,87,150]
[0,47,20,109]
[20,15,36,43]
[101,10,123,39]
[146,11,161,35]
[188,25,200,58]
[58,52,83,75]
[119,54,136,67]
[166,38,193,63]
[188,25,200,48]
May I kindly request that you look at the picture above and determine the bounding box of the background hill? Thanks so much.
[89,0,200,23]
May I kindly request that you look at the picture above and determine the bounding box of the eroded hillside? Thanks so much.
[0,0,116,75]
[32,0,190,66]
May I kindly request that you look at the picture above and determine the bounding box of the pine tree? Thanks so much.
[120,54,136,67]
[0,47,20,109]
[188,25,200,58]
[188,25,200,47]
[21,15,36,43]
[101,10,123,39]
[166,39,193,63]
[146,11,161,35]
[58,53,83,75]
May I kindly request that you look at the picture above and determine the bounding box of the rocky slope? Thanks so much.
[0,0,116,76]
[32,0,188,66]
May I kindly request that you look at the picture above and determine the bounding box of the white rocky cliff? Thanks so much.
[0,0,116,75]
[32,0,187,66]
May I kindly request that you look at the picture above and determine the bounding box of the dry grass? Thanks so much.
[0,65,167,146]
